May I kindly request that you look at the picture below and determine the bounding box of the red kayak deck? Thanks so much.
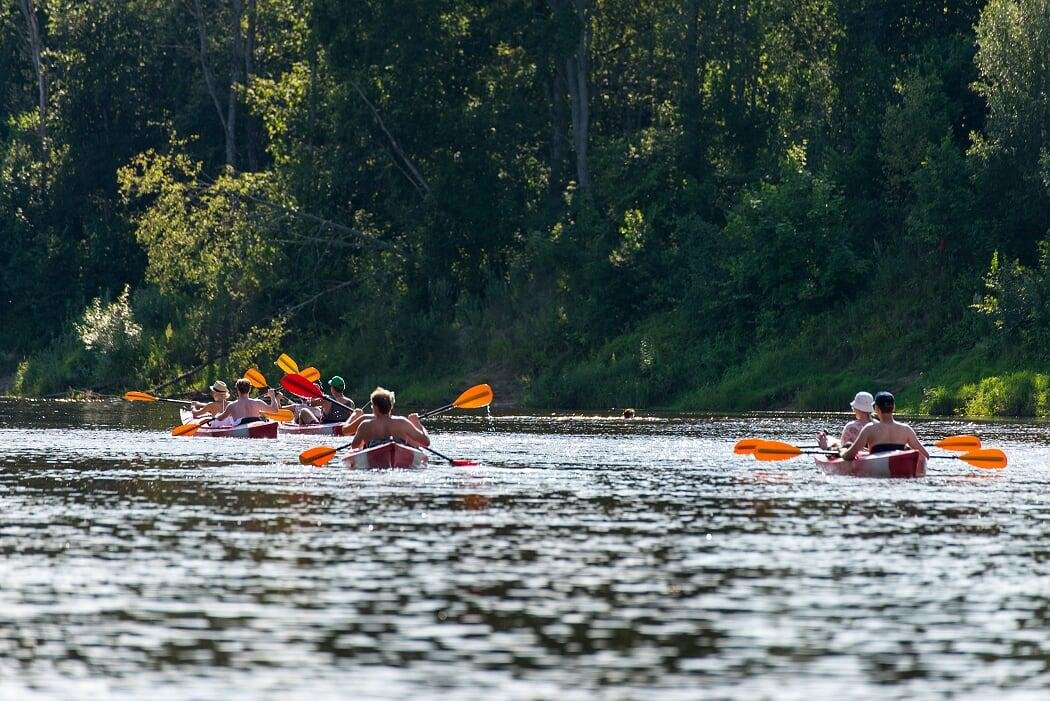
[815,449,925,479]
[341,442,428,469]
[278,422,343,436]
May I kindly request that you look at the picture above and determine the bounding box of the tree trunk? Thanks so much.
[244,0,260,171]
[192,0,229,154]
[549,0,591,193]
[568,0,591,192]
[17,0,48,157]
[226,0,244,169]
[545,59,571,197]
[680,0,705,180]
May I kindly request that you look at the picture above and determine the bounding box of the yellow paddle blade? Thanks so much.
[244,368,267,389]
[959,448,1007,470]
[934,434,981,451]
[261,409,294,422]
[171,422,201,437]
[124,391,157,402]
[754,440,805,461]
[453,383,493,409]
[301,367,321,383]
[275,354,299,375]
[733,438,763,454]
[299,445,337,466]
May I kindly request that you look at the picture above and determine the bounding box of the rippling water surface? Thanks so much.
[1,398,1048,699]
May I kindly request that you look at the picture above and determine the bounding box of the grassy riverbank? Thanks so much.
[8,297,1048,419]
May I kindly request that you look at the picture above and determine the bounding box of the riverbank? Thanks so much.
[8,319,1048,418]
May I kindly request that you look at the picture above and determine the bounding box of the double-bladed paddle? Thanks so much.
[275,353,299,375]
[750,439,1006,469]
[733,434,982,455]
[419,384,493,418]
[280,372,355,413]
[123,391,191,406]
[297,383,494,467]
[274,353,321,383]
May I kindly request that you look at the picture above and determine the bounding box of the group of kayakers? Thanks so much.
[818,390,929,460]
[189,377,430,448]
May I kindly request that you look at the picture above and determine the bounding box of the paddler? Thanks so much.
[211,377,280,425]
[349,387,429,448]
[190,380,230,418]
[298,376,356,424]
[839,391,929,460]
[817,391,874,450]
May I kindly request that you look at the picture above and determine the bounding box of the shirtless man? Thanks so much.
[212,378,279,424]
[840,391,929,461]
[818,391,874,450]
[190,380,230,419]
[349,387,429,448]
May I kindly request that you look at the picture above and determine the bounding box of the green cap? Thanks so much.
[328,376,345,390]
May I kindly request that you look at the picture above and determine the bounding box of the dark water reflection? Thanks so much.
[1,399,1049,699]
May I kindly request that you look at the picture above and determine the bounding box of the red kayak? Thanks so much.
[278,422,343,436]
[815,449,925,479]
[179,410,278,439]
[341,442,428,469]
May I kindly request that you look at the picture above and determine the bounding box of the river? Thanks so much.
[0,399,1048,699]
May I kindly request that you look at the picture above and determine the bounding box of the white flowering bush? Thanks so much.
[75,284,142,355]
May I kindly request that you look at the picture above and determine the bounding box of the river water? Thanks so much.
[0,398,1048,700]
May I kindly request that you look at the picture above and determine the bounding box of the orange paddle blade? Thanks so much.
[244,368,267,389]
[733,438,763,454]
[299,445,338,466]
[171,422,201,437]
[453,383,493,409]
[934,434,981,451]
[959,448,1007,469]
[275,354,299,375]
[261,408,294,422]
[124,391,157,402]
[754,440,805,461]
[301,366,321,383]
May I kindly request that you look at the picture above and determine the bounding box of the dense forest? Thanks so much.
[1,0,1048,413]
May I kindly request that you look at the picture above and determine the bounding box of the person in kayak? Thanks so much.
[190,380,230,419]
[212,378,280,425]
[817,391,874,450]
[298,376,356,424]
[349,387,430,448]
[839,391,929,460]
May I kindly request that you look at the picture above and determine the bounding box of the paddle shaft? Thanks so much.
[422,445,459,463]
[420,402,456,419]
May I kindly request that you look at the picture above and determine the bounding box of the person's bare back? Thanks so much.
[349,387,429,448]
[841,392,929,459]
[213,378,278,423]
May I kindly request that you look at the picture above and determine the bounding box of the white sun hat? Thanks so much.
[850,391,874,413]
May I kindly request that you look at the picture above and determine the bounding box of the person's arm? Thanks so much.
[213,404,232,421]
[905,426,930,458]
[403,413,430,447]
[350,418,373,449]
[840,424,872,460]
[340,409,367,437]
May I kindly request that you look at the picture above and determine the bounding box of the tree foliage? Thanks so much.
[1,0,1048,405]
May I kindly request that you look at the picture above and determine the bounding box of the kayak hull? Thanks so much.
[278,422,343,436]
[179,410,279,439]
[341,442,428,469]
[815,449,925,479]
